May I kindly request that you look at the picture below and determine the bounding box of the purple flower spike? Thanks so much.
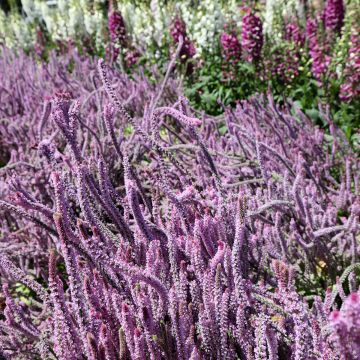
[324,0,345,33]
[220,29,242,64]
[170,16,196,63]
[170,16,187,44]
[306,17,331,80]
[330,291,360,357]
[340,31,360,102]
[108,10,127,48]
[241,9,263,63]
[285,23,305,46]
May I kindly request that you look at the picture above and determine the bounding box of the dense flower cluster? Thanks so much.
[306,17,331,80]
[0,48,359,359]
[241,10,263,63]
[107,6,140,67]
[269,47,301,83]
[220,28,241,65]
[339,30,360,102]
[0,0,107,50]
[330,292,360,358]
[0,0,359,123]
[266,21,304,84]
[170,16,196,63]
[264,0,305,36]
[108,10,127,47]
[285,22,305,47]
[169,15,187,44]
[177,0,226,55]
[324,0,345,33]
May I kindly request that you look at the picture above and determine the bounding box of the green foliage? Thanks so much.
[184,52,264,115]
[11,282,38,306]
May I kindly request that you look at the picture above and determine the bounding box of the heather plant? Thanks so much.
[1,45,360,359]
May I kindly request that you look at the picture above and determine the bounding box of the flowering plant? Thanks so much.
[0,45,360,358]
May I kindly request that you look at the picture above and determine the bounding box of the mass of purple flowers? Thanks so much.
[269,22,303,84]
[0,44,360,360]
[305,0,346,82]
[216,0,359,107]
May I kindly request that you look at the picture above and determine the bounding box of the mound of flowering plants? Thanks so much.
[1,0,359,138]
[1,47,360,359]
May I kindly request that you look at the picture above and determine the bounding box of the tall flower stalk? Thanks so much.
[324,0,345,33]
[220,25,241,65]
[170,15,196,63]
[339,30,360,102]
[241,9,263,63]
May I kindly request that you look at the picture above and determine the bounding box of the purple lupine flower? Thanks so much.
[108,10,127,47]
[340,31,360,102]
[306,17,331,80]
[170,16,187,43]
[269,47,301,84]
[170,16,196,63]
[220,27,241,65]
[285,23,305,47]
[324,0,345,33]
[241,9,263,63]
[125,49,140,67]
